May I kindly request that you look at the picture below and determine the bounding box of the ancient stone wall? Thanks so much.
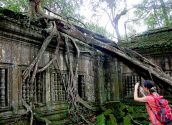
[0,10,122,123]
[120,28,172,97]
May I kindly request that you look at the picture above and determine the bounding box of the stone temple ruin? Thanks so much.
[0,8,172,124]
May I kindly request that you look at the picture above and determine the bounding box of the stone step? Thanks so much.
[43,110,68,122]
[42,109,68,117]
[52,119,71,125]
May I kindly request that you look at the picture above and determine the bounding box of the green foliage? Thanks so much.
[0,0,83,22]
[127,106,134,114]
[103,109,113,116]
[96,114,106,125]
[43,0,83,18]
[0,0,113,43]
[123,115,132,125]
[0,0,83,17]
[108,114,118,125]
[42,0,85,27]
[134,0,172,29]
[96,101,148,125]
[0,0,28,12]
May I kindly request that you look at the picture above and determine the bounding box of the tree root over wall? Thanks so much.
[21,1,97,124]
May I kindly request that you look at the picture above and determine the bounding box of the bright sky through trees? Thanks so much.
[80,0,147,38]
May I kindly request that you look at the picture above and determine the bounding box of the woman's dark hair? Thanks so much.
[143,80,156,93]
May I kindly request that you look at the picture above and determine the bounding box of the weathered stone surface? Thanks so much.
[0,8,122,124]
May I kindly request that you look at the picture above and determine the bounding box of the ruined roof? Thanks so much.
[0,7,119,49]
[0,7,102,54]
[119,27,172,51]
[0,7,46,28]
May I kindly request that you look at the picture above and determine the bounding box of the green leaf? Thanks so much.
[123,115,132,125]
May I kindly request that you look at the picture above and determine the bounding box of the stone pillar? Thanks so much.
[96,57,106,104]
[11,66,19,114]
[45,71,51,103]
[108,58,122,101]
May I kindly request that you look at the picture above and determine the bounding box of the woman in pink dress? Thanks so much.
[134,80,167,125]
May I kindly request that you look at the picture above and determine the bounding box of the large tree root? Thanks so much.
[76,95,97,111]
[22,99,33,125]
[22,1,98,124]
[23,21,57,82]
[21,21,59,125]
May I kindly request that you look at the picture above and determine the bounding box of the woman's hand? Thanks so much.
[134,82,147,102]
[135,82,140,89]
[139,86,146,96]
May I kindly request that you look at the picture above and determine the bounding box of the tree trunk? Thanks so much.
[55,20,172,93]
[113,19,121,42]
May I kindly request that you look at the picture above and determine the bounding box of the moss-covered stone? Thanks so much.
[119,27,172,55]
